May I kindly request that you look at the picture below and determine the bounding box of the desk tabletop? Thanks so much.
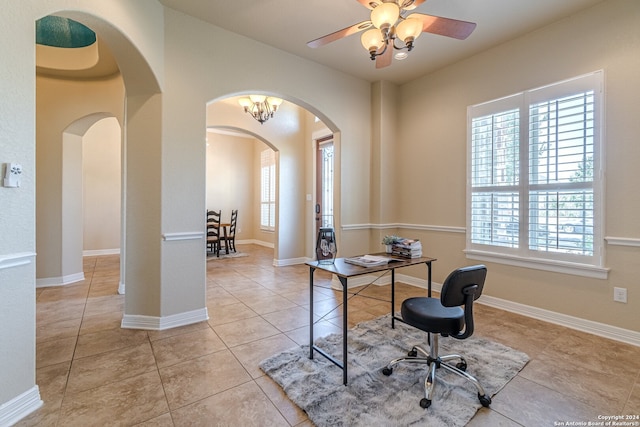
[306,253,436,278]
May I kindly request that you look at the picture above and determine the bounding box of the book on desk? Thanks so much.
[344,255,402,267]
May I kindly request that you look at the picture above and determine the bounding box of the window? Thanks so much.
[260,149,275,230]
[467,71,604,275]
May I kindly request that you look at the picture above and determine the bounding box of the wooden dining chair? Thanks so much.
[225,209,238,253]
[206,210,222,256]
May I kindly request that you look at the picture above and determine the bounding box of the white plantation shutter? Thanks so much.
[260,149,275,230]
[467,71,603,269]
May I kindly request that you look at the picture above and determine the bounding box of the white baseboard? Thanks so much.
[121,307,208,331]
[117,282,125,295]
[83,248,120,257]
[274,257,311,267]
[36,272,85,288]
[0,385,42,427]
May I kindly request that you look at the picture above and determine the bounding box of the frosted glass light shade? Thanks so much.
[371,2,399,29]
[267,97,283,107]
[238,98,252,108]
[249,94,266,103]
[396,17,423,43]
[361,29,385,52]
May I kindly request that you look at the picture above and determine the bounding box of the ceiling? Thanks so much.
[158,0,605,85]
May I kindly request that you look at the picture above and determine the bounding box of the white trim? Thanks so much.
[465,249,609,279]
[606,236,640,247]
[0,252,36,271]
[36,272,85,288]
[121,307,208,331]
[273,257,310,267]
[83,248,120,256]
[0,385,42,427]
[238,239,273,248]
[341,223,466,233]
[117,281,125,295]
[162,232,204,241]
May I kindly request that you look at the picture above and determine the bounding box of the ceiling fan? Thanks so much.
[307,0,476,68]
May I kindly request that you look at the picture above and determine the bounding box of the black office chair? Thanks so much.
[382,264,491,409]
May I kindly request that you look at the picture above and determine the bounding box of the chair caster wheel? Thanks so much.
[408,348,418,357]
[456,360,467,371]
[479,394,492,407]
[382,367,393,376]
[420,398,431,409]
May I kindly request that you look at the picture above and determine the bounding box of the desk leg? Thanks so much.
[391,269,396,329]
[309,266,315,360]
[339,276,348,385]
[427,261,432,297]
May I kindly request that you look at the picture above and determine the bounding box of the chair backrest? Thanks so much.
[228,209,238,237]
[440,264,487,339]
[207,210,221,238]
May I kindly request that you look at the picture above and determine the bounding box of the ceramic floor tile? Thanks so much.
[206,301,258,326]
[261,306,311,332]
[36,317,81,343]
[83,293,125,317]
[171,381,289,427]
[489,375,602,425]
[151,327,226,368]
[159,349,252,410]
[78,310,123,335]
[36,336,77,368]
[74,328,148,358]
[58,371,169,426]
[66,342,157,394]
[132,412,174,426]
[146,320,210,342]
[212,316,281,348]
[519,351,633,413]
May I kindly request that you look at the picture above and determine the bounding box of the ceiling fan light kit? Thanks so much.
[308,0,476,69]
[238,96,283,124]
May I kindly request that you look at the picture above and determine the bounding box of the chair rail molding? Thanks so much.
[342,223,465,233]
[605,236,640,247]
[0,252,36,271]
[162,231,204,241]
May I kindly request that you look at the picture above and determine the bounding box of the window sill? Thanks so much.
[464,249,609,279]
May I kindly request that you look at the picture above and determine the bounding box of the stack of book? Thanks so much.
[392,238,422,258]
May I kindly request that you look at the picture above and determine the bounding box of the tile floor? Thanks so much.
[17,244,640,426]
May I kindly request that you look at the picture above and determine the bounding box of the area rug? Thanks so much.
[259,314,529,427]
[206,252,248,261]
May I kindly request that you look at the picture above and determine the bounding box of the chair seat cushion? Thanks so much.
[401,297,464,335]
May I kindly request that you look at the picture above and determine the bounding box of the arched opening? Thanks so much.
[206,96,339,263]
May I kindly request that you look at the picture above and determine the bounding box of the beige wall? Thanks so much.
[205,131,256,245]
[395,0,640,332]
[83,117,121,254]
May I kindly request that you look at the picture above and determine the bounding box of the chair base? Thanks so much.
[382,333,491,409]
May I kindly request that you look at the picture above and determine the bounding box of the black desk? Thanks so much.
[306,254,437,385]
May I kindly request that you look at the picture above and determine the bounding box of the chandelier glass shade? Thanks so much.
[361,1,423,61]
[238,95,283,124]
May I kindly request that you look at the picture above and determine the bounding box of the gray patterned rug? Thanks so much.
[260,314,529,427]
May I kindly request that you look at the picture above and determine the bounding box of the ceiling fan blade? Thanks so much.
[376,45,393,68]
[356,0,380,10]
[413,13,477,40]
[400,0,427,10]
[307,21,373,48]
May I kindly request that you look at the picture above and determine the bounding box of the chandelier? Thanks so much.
[238,95,283,124]
[360,1,424,62]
